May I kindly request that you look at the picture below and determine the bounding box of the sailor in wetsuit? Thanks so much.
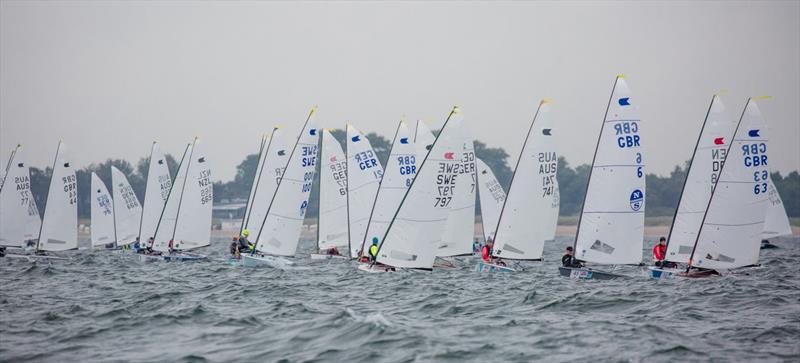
[561,246,583,268]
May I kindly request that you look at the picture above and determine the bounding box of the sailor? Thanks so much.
[132,238,141,251]
[327,246,340,256]
[230,236,239,257]
[238,229,254,253]
[368,238,379,262]
[561,246,583,268]
[652,237,676,268]
[168,239,174,253]
[481,242,491,262]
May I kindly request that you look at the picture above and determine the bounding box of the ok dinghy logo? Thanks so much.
[443,152,455,160]
[542,128,552,136]
[748,129,760,137]
[714,137,725,145]
[157,159,164,165]
[629,189,644,211]
[309,129,317,136]
[400,137,409,144]
[351,135,361,142]
[618,97,631,106]
[329,155,337,162]
[17,162,24,167]
[277,150,286,156]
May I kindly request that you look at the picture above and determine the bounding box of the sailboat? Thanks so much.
[475,157,505,244]
[111,166,142,246]
[313,129,349,259]
[147,137,213,262]
[680,97,772,277]
[359,121,419,262]
[27,140,78,260]
[480,99,559,272]
[138,142,173,247]
[244,107,319,267]
[345,125,384,258]
[650,94,735,278]
[90,173,116,248]
[559,75,645,280]
[359,106,468,272]
[0,145,41,251]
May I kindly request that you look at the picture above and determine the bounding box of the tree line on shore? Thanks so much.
[21,130,800,221]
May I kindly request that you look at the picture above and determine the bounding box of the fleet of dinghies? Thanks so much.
[0,77,794,280]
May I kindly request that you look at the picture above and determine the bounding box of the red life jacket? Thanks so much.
[653,244,666,260]
[481,245,490,261]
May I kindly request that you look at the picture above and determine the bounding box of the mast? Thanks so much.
[358,120,403,257]
[136,141,157,242]
[572,76,621,257]
[170,138,198,248]
[490,99,546,259]
[1,145,19,193]
[685,98,749,272]
[239,133,271,236]
[151,143,191,249]
[376,107,457,256]
[345,123,353,257]
[662,94,716,262]
[36,140,63,252]
[254,107,316,246]
[111,172,119,248]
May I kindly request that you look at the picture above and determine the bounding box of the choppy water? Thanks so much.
[1,235,799,362]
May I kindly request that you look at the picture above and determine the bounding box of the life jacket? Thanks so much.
[369,245,378,257]
[481,245,490,261]
[653,244,666,261]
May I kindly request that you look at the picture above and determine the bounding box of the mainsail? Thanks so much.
[376,107,468,269]
[241,128,290,237]
[475,158,505,243]
[437,129,476,257]
[573,76,645,265]
[493,99,559,260]
[762,175,793,239]
[138,142,172,243]
[688,98,771,270]
[0,145,41,247]
[90,172,115,247]
[38,141,78,251]
[414,120,436,160]
[345,125,384,257]
[152,144,191,252]
[111,166,142,245]
[318,129,349,252]
[254,107,319,257]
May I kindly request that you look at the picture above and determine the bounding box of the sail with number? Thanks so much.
[437,130,476,257]
[376,107,467,269]
[475,158,505,242]
[493,99,559,260]
[90,173,115,247]
[241,128,290,236]
[688,98,771,270]
[664,95,736,263]
[152,144,190,252]
[254,107,319,257]
[573,76,645,265]
[111,166,142,245]
[138,142,172,242]
[362,121,418,257]
[762,180,792,239]
[38,141,78,251]
[346,125,384,257]
[318,130,349,252]
[0,145,41,247]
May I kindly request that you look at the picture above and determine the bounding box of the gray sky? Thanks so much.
[2,1,798,181]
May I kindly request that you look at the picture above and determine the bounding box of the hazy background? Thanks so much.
[2,0,798,181]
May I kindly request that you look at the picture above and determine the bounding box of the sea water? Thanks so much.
[1,235,798,362]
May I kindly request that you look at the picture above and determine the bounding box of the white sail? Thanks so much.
[111,166,142,245]
[574,76,645,265]
[38,141,78,251]
[138,142,172,242]
[493,100,559,260]
[762,179,792,238]
[254,108,319,256]
[690,98,771,270]
[345,124,384,257]
[90,172,115,247]
[475,158,505,242]
[414,120,436,160]
[318,130,349,251]
[241,135,268,233]
[362,121,418,257]
[665,95,736,263]
[152,144,191,252]
[437,131,476,257]
[172,138,213,251]
[0,146,41,247]
[376,107,466,269]
[241,128,290,236]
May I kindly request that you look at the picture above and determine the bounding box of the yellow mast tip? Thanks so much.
[617,74,626,79]
[541,98,553,104]
[752,95,772,101]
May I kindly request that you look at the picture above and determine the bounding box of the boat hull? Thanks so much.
[357,263,395,273]
[648,267,682,279]
[475,261,515,272]
[309,253,349,260]
[558,266,622,280]
[241,254,295,268]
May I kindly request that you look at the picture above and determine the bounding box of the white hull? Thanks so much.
[357,263,395,273]
[309,253,349,260]
[241,254,295,268]
[475,261,515,272]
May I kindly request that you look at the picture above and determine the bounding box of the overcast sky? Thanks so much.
[2,1,798,181]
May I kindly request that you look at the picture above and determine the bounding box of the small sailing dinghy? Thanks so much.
[90,173,116,248]
[245,107,319,268]
[312,129,349,260]
[137,142,173,249]
[359,121,419,262]
[650,94,735,278]
[345,125,384,258]
[359,106,467,273]
[479,99,559,273]
[18,141,78,261]
[559,76,645,280]
[147,137,212,262]
[0,145,41,253]
[678,97,772,277]
[475,158,505,245]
